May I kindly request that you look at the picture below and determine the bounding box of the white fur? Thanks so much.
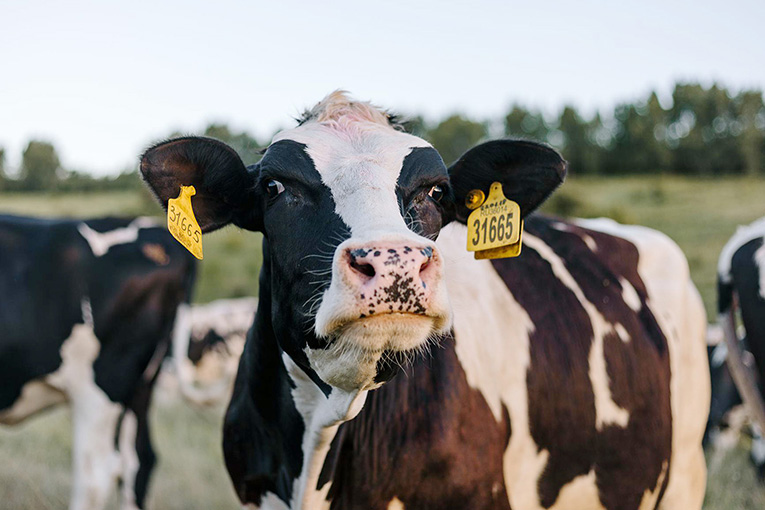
[615,323,631,343]
[579,218,709,510]
[278,354,367,510]
[44,317,124,510]
[619,277,642,312]
[387,497,405,510]
[77,217,156,257]
[439,223,611,510]
[552,470,605,510]
[273,106,430,240]
[118,410,141,510]
[752,433,765,466]
[710,342,728,368]
[0,379,66,424]
[552,220,598,251]
[248,495,290,510]
[755,243,765,300]
[717,216,765,284]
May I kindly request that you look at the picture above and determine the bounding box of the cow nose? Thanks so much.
[348,246,432,282]
[341,242,439,316]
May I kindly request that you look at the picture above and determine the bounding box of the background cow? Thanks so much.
[709,217,765,478]
[141,92,709,510]
[0,215,196,510]
[168,297,258,405]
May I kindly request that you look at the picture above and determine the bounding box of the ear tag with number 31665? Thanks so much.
[167,185,203,260]
[466,182,523,260]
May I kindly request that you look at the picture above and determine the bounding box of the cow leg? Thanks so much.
[69,392,123,510]
[118,380,157,510]
[656,445,706,510]
[750,425,765,480]
[47,321,123,510]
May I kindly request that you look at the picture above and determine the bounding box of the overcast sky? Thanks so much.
[1,0,763,175]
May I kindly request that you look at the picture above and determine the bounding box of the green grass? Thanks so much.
[0,398,240,510]
[1,177,765,508]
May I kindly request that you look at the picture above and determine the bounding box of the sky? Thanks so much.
[1,0,764,175]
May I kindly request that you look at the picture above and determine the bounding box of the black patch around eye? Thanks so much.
[266,179,285,199]
[428,184,445,202]
[405,192,444,240]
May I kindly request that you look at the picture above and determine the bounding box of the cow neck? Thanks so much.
[281,352,367,509]
[255,255,368,509]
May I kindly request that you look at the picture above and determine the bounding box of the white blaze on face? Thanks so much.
[273,112,431,240]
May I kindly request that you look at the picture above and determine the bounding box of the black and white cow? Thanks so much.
[141,92,710,510]
[711,217,765,476]
[0,215,196,510]
[170,297,258,405]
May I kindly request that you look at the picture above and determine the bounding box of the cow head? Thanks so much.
[141,92,566,393]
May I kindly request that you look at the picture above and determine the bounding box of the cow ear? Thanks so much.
[447,140,567,224]
[140,136,261,233]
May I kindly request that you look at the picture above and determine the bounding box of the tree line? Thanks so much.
[1,81,763,193]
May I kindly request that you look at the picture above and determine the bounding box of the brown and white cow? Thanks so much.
[141,92,710,510]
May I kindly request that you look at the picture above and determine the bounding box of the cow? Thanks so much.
[140,91,710,510]
[170,297,258,405]
[0,215,196,510]
[711,216,765,477]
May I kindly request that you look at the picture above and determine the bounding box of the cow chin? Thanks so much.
[306,312,448,392]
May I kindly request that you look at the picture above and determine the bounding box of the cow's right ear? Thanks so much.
[140,137,261,233]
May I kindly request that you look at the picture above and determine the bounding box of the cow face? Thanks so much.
[141,92,566,392]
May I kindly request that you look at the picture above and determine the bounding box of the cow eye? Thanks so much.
[428,184,444,203]
[266,179,285,199]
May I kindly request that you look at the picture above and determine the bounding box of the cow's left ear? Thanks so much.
[140,137,261,233]
[447,140,567,224]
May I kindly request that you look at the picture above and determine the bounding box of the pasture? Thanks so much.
[1,175,764,509]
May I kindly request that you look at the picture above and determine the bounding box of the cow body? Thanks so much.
[140,92,709,510]
[224,217,708,510]
[0,214,196,510]
[711,216,765,475]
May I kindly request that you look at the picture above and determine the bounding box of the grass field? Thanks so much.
[1,176,765,508]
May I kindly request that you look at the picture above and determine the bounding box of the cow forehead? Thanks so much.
[273,122,433,236]
[273,122,431,181]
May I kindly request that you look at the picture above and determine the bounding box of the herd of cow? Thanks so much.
[1,92,764,510]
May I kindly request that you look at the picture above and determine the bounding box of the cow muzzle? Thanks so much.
[344,242,436,316]
[311,236,451,389]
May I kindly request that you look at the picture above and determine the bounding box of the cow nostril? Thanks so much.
[350,260,376,278]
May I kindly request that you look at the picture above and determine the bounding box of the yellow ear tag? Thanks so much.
[466,182,523,259]
[167,185,203,260]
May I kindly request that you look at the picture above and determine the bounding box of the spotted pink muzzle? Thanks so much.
[338,241,441,318]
